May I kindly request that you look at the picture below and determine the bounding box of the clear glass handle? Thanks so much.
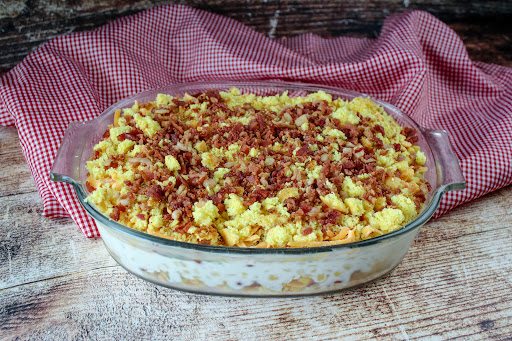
[50,120,97,185]
[421,128,466,193]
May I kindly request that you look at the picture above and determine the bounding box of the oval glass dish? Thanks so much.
[50,81,465,297]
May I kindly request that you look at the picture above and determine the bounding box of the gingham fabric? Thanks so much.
[1,5,511,238]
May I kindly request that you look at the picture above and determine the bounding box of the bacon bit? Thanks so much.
[243,197,257,207]
[178,154,187,175]
[402,127,419,144]
[217,203,226,212]
[117,132,138,142]
[364,162,377,173]
[147,185,165,201]
[141,171,155,181]
[172,99,187,107]
[169,118,185,134]
[371,136,384,149]
[393,143,402,152]
[240,145,251,154]
[374,124,385,135]
[117,204,127,212]
[343,123,359,138]
[110,207,120,221]
[300,203,313,213]
[102,130,110,139]
[105,160,118,170]
[137,214,145,220]
[205,89,222,100]
[333,118,346,131]
[248,119,258,131]
[323,210,342,225]
[342,160,355,170]
[251,188,270,200]
[85,181,95,193]
[296,143,310,156]
[175,221,193,233]
[256,113,266,132]
[284,197,299,211]
[175,175,189,188]
[92,149,101,160]
[321,163,331,176]
[354,159,364,171]
[416,192,425,200]
[301,227,313,236]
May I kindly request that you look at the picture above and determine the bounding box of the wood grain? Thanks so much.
[0,127,37,197]
[1,126,512,339]
[0,191,116,290]
[1,0,511,76]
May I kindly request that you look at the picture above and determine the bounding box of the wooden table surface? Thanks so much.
[1,2,512,340]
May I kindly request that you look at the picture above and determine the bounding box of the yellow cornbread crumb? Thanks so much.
[344,198,365,216]
[133,113,161,137]
[165,155,181,171]
[391,194,417,223]
[224,194,246,216]
[323,127,347,140]
[201,152,219,170]
[320,193,348,213]
[192,200,219,226]
[277,188,299,202]
[416,151,426,166]
[369,208,405,232]
[214,168,230,183]
[342,177,366,197]
[109,126,132,144]
[266,224,295,247]
[307,165,323,180]
[331,104,361,125]
[117,140,135,154]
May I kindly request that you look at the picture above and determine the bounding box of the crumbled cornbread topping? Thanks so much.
[86,88,430,247]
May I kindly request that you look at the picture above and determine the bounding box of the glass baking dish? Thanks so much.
[50,81,465,297]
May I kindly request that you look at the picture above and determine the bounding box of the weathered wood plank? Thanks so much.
[1,0,511,75]
[0,190,115,290]
[0,127,36,197]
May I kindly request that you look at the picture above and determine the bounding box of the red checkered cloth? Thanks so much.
[1,5,511,238]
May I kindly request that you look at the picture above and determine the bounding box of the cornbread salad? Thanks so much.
[86,88,430,247]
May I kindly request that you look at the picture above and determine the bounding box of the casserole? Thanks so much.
[51,81,465,296]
